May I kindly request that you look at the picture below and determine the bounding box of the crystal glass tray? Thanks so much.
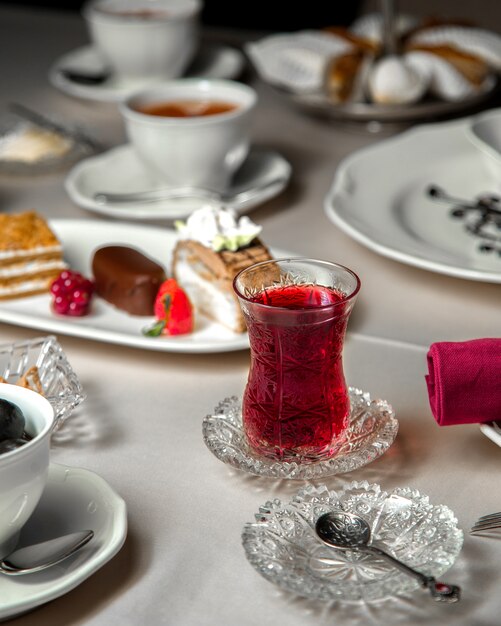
[0,335,85,430]
[202,388,398,479]
[242,482,463,602]
[0,112,98,176]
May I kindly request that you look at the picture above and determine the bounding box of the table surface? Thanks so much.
[1,5,501,625]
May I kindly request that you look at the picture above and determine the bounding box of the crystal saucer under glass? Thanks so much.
[242,482,463,602]
[202,387,398,480]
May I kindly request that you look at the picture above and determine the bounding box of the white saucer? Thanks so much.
[324,116,501,283]
[65,145,292,220]
[0,463,127,622]
[49,43,246,102]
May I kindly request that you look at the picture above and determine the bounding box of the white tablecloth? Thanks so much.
[1,5,501,625]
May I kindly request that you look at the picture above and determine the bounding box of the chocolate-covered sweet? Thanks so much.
[92,245,166,316]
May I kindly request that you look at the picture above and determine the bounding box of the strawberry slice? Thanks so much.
[143,279,193,337]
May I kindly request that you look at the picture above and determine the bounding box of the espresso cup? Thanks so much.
[83,0,202,82]
[0,384,55,558]
[120,79,257,190]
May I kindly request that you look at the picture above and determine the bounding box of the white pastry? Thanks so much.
[410,26,501,71]
[245,31,354,92]
[172,207,272,333]
[406,50,493,101]
[368,55,429,104]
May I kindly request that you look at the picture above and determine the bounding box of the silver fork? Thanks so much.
[470,512,501,534]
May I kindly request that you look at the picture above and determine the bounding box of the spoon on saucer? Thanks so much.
[93,175,289,206]
[315,511,461,603]
[0,530,94,576]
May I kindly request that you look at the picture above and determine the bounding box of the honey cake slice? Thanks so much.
[0,211,67,299]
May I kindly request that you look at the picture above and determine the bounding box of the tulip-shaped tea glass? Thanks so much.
[233,258,360,463]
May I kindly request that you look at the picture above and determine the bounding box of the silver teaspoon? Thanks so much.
[315,511,460,603]
[0,530,94,576]
[93,176,288,206]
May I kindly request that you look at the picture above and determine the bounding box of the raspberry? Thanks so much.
[50,270,94,317]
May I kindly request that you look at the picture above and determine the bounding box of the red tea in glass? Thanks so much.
[233,259,360,463]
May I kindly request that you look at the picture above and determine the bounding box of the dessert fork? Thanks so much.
[470,511,501,534]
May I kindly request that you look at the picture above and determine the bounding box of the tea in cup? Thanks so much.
[233,259,360,463]
[83,0,202,82]
[0,383,55,558]
[120,78,257,189]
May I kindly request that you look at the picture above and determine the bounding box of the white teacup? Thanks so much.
[0,384,54,558]
[83,0,202,82]
[120,79,257,190]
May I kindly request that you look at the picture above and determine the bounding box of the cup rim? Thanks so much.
[120,79,257,126]
[233,257,361,310]
[0,383,54,463]
[83,0,202,24]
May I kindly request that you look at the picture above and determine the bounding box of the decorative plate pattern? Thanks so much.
[202,388,398,479]
[242,482,463,602]
[0,335,85,431]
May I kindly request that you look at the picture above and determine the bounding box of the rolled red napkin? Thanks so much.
[426,338,501,426]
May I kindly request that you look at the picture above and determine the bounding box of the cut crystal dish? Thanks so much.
[242,482,463,602]
[0,335,85,430]
[0,112,98,176]
[202,388,398,479]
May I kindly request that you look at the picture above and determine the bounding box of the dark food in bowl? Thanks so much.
[0,398,32,454]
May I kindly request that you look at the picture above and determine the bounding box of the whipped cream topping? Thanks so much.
[175,206,262,252]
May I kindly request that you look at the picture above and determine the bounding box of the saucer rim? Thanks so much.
[64,144,292,220]
[242,481,463,603]
[49,43,246,102]
[0,462,127,621]
[202,387,399,479]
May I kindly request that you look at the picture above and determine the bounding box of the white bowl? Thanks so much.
[0,383,55,558]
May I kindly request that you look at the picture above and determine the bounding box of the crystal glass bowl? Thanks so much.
[242,482,463,602]
[0,335,85,430]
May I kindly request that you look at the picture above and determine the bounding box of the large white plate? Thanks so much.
[49,43,245,103]
[0,463,127,622]
[0,219,289,353]
[324,116,501,283]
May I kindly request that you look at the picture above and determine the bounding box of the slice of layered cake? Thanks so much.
[0,211,67,299]
[172,207,273,333]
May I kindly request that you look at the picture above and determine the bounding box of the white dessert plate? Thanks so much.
[0,219,290,353]
[49,43,245,102]
[65,145,292,220]
[0,463,127,622]
[325,116,501,283]
[467,107,501,179]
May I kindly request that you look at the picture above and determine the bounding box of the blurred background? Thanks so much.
[1,0,500,30]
